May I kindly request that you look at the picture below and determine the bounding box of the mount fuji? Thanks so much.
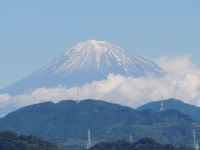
[0,40,164,95]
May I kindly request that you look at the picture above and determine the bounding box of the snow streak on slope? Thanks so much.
[0,40,164,95]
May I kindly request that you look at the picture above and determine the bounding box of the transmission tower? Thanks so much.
[76,87,80,103]
[160,100,164,112]
[129,134,133,143]
[86,130,92,149]
[193,129,199,150]
[0,103,5,118]
[193,129,196,145]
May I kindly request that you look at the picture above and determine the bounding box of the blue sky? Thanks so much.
[0,0,200,89]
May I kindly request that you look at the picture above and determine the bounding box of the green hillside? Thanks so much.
[0,131,62,150]
[88,137,192,150]
[138,98,200,122]
[0,99,198,149]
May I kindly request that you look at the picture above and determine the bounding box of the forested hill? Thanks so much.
[88,137,192,150]
[138,98,200,122]
[0,131,62,150]
[0,99,199,149]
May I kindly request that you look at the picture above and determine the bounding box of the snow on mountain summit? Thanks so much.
[46,40,163,76]
[52,40,133,74]
[0,40,164,95]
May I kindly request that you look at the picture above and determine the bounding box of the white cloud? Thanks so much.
[2,55,200,114]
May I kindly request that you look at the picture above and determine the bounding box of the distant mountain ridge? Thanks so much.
[0,40,164,95]
[138,98,200,122]
[0,99,198,149]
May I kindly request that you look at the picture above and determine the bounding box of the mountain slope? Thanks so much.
[88,138,192,150]
[0,131,62,150]
[0,99,198,149]
[0,40,163,95]
[137,98,200,122]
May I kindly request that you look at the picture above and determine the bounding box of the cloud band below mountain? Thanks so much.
[2,55,200,114]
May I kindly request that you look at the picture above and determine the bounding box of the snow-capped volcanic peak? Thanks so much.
[48,40,163,76]
[0,40,164,95]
